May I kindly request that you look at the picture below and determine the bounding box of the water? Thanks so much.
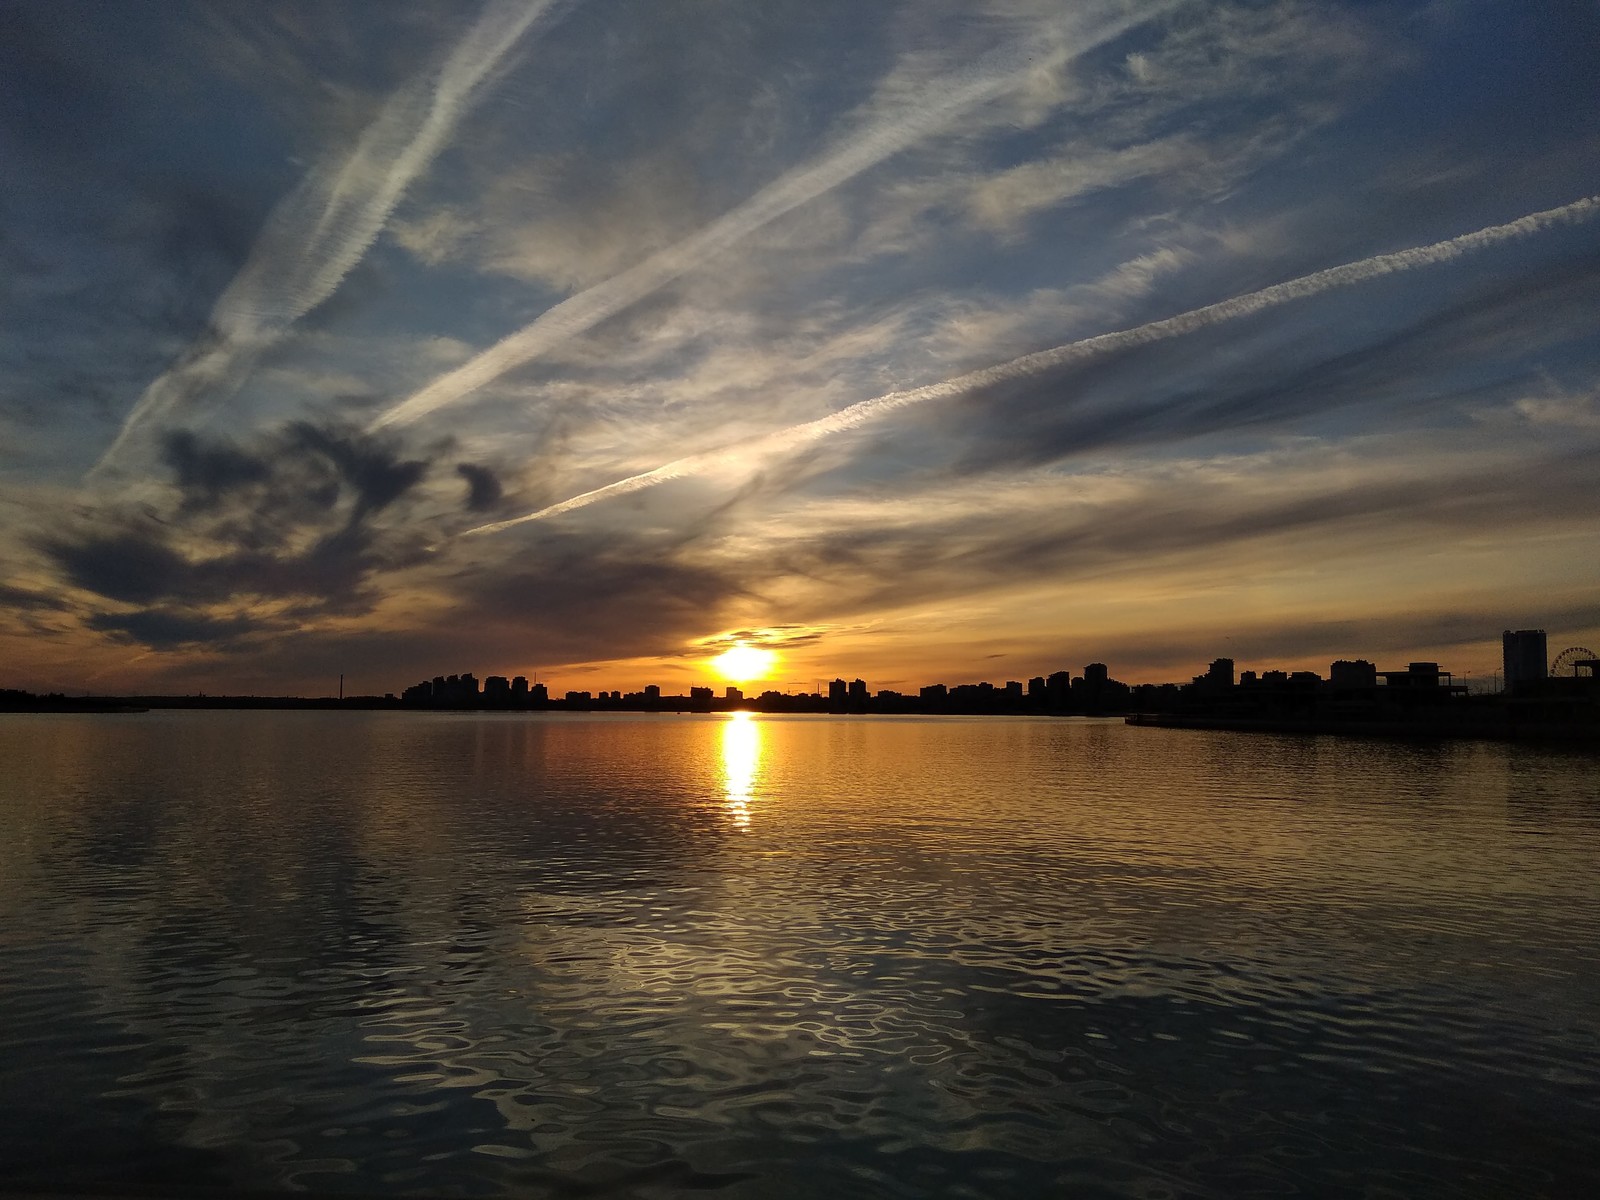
[1,711,1598,1198]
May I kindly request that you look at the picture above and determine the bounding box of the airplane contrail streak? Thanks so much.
[371,0,1178,430]
[90,0,572,479]
[459,193,1600,537]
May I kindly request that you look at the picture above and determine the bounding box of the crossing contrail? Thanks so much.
[370,0,1177,431]
[90,0,573,478]
[459,193,1600,537]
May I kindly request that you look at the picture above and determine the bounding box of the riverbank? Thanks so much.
[1127,702,1600,746]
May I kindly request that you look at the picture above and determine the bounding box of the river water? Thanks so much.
[0,711,1597,1198]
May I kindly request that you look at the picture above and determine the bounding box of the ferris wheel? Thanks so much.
[1550,646,1596,676]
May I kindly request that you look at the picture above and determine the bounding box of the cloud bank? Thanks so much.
[90,0,572,476]
[464,194,1600,534]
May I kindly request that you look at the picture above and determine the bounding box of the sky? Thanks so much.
[2,0,1598,697]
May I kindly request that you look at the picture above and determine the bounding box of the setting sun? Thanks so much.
[710,642,777,684]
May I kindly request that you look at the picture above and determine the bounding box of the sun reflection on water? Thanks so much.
[720,711,762,829]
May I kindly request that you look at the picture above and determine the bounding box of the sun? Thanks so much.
[710,642,777,684]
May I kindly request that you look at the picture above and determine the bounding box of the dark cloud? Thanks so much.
[456,462,503,511]
[933,246,1600,480]
[45,526,196,607]
[452,528,748,666]
[86,608,263,651]
[0,582,65,613]
[284,422,427,517]
[162,429,271,511]
[39,417,754,672]
[42,421,436,647]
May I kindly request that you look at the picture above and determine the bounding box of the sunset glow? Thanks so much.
[0,1,1596,696]
[711,644,777,685]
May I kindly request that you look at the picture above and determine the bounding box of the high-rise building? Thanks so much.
[1046,671,1071,707]
[1502,629,1547,693]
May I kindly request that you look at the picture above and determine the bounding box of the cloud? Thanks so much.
[86,608,264,651]
[464,194,1600,534]
[0,582,65,613]
[45,422,438,637]
[89,0,574,476]
[456,463,504,511]
[161,430,272,511]
[370,0,1176,429]
[939,244,1600,475]
[691,439,1600,645]
[450,532,747,666]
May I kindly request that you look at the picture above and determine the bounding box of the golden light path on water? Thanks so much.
[721,712,761,830]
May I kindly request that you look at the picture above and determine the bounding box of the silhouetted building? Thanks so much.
[689,686,713,701]
[511,676,529,702]
[1084,663,1109,687]
[1206,658,1234,689]
[644,684,660,700]
[828,679,847,704]
[920,683,947,703]
[848,679,868,702]
[1027,676,1046,699]
[725,686,743,703]
[1384,662,1442,689]
[1046,670,1071,707]
[530,683,548,704]
[1328,659,1377,690]
[483,675,510,704]
[1503,629,1547,694]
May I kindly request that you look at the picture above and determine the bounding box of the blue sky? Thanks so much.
[2,0,1598,695]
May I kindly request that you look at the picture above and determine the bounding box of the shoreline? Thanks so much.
[1125,709,1600,747]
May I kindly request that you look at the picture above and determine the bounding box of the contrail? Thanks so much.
[461,194,1600,537]
[90,0,572,478]
[371,0,1176,430]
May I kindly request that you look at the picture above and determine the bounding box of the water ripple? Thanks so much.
[1,712,1598,1197]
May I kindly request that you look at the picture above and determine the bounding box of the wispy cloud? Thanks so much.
[370,0,1177,430]
[89,0,572,477]
[463,194,1600,534]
